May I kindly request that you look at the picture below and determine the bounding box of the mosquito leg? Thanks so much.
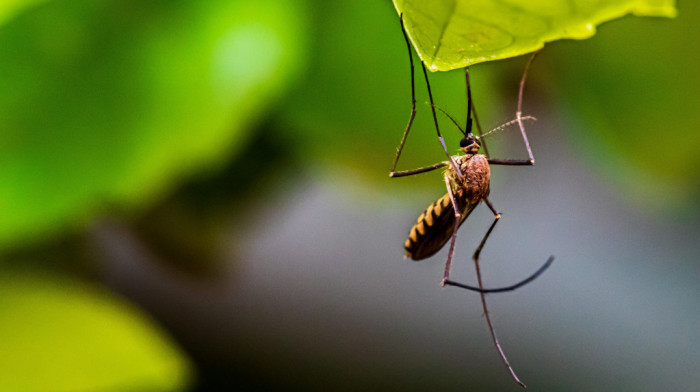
[444,194,554,291]
[389,14,418,177]
[444,197,554,293]
[444,205,525,386]
[515,51,540,165]
[443,256,554,293]
[487,158,534,166]
[466,68,489,158]
[485,52,541,167]
[422,62,463,178]
[484,198,501,218]
[390,161,449,178]
[471,215,527,387]
[441,174,462,286]
[442,197,522,386]
[467,201,526,386]
[442,198,554,293]
[391,14,461,178]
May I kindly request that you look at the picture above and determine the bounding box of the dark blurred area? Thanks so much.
[1,0,698,391]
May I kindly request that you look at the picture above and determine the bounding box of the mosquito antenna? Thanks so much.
[478,116,537,140]
[435,106,467,136]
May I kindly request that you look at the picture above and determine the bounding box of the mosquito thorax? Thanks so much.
[459,134,480,154]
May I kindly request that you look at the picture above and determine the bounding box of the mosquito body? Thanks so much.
[391,14,554,388]
[404,139,488,261]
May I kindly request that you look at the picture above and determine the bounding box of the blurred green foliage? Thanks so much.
[0,0,307,390]
[0,0,49,26]
[547,2,698,214]
[0,0,307,250]
[0,272,191,391]
[394,0,676,70]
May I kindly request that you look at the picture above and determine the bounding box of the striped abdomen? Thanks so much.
[404,193,478,260]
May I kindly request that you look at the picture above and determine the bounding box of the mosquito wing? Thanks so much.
[404,193,477,260]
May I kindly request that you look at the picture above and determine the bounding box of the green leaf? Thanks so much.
[0,272,191,391]
[0,0,307,250]
[393,0,677,71]
[0,0,50,27]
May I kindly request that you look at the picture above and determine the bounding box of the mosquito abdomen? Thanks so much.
[404,193,476,260]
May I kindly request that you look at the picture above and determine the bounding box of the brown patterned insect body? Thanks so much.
[405,149,490,260]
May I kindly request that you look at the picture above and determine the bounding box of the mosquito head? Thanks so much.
[459,133,480,154]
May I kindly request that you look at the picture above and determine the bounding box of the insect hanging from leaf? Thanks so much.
[390,14,555,388]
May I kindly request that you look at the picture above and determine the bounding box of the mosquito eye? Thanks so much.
[459,138,469,148]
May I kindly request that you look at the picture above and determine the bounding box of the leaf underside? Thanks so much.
[393,0,677,71]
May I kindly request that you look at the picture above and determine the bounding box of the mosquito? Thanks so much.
[390,15,555,388]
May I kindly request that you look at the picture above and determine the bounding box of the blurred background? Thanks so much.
[1,0,698,391]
